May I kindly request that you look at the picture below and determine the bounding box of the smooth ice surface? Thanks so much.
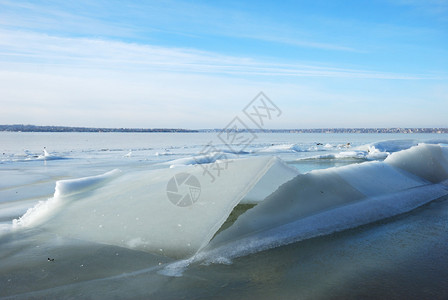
[240,158,299,204]
[335,161,428,196]
[12,156,286,258]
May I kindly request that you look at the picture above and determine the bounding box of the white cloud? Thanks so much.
[0,29,446,128]
[1,29,442,80]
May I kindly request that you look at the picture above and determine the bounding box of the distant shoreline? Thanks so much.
[1,125,447,134]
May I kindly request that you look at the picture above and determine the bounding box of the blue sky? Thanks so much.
[0,0,447,128]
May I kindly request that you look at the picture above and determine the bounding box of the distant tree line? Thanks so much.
[206,128,448,134]
[1,124,447,134]
[0,124,198,133]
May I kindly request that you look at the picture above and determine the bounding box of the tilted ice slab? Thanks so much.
[202,144,448,262]
[12,156,297,258]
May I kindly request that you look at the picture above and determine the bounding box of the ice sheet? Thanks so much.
[208,144,448,251]
[12,156,287,258]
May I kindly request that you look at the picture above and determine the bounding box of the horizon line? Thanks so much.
[1,124,447,133]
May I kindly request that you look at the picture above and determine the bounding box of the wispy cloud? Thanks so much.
[0,29,443,80]
[0,0,361,53]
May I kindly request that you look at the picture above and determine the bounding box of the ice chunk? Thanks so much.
[12,170,121,228]
[165,152,237,168]
[208,168,366,247]
[369,139,418,153]
[13,156,287,258]
[385,144,448,183]
[208,144,448,251]
[54,169,122,197]
[201,183,448,263]
[260,144,306,153]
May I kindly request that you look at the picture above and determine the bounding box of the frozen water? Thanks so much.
[1,132,448,298]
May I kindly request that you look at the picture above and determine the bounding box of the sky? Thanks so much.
[0,0,447,129]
